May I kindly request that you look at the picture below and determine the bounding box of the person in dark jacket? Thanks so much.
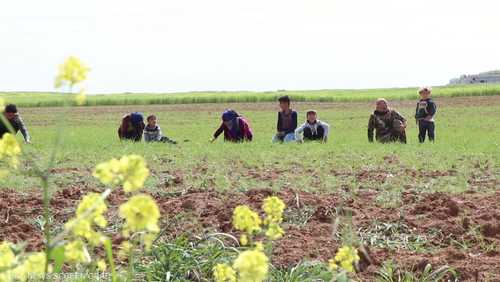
[415,87,437,143]
[0,104,31,143]
[368,98,407,143]
[118,112,145,142]
[211,110,253,142]
[272,95,298,143]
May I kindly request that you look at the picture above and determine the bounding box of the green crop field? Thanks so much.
[1,94,499,281]
[1,83,500,107]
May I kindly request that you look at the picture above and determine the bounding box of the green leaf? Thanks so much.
[49,246,65,273]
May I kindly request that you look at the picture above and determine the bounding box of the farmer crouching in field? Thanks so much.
[415,87,437,143]
[368,98,407,143]
[144,115,177,144]
[211,109,253,142]
[0,104,31,144]
[272,95,298,143]
[295,110,330,143]
[118,112,145,142]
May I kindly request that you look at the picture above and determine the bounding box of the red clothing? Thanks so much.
[213,117,253,142]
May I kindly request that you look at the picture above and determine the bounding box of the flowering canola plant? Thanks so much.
[54,56,89,105]
[93,154,149,192]
[54,56,89,88]
[214,196,285,282]
[0,133,22,170]
[0,242,47,282]
[328,245,360,273]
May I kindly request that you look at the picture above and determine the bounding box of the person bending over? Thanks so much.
[118,112,145,142]
[211,109,253,142]
[0,104,31,143]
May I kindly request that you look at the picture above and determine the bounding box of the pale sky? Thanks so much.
[1,0,499,93]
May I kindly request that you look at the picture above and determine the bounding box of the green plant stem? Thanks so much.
[42,86,72,281]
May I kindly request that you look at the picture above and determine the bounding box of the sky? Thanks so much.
[1,0,499,93]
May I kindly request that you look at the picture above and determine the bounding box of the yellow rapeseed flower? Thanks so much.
[262,196,285,224]
[118,241,132,259]
[213,263,236,282]
[119,194,160,235]
[97,259,107,272]
[0,98,5,109]
[64,240,91,264]
[13,252,48,281]
[233,248,269,282]
[0,241,15,269]
[75,192,107,226]
[93,155,149,192]
[239,234,248,246]
[330,245,360,273]
[65,192,107,245]
[265,222,284,240]
[75,89,86,106]
[0,133,22,169]
[54,56,89,88]
[232,205,261,235]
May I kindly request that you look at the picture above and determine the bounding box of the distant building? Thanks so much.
[449,70,500,85]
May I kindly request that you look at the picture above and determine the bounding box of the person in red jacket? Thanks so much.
[211,110,253,142]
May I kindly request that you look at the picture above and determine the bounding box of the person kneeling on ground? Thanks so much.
[272,95,298,143]
[368,98,407,143]
[0,104,31,144]
[295,110,330,143]
[118,112,145,142]
[211,109,253,142]
[144,115,177,144]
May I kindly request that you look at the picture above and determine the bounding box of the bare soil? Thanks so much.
[1,183,499,281]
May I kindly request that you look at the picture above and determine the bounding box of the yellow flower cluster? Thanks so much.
[64,240,91,264]
[13,252,47,281]
[54,56,89,88]
[213,244,269,282]
[233,247,269,282]
[213,263,236,282]
[93,155,149,192]
[232,206,262,235]
[328,245,360,273]
[0,133,22,169]
[75,89,87,106]
[262,196,285,224]
[262,196,285,240]
[0,242,48,282]
[232,196,286,245]
[64,192,108,246]
[119,194,160,248]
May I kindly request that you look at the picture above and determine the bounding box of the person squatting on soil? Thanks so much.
[415,87,437,143]
[144,115,177,144]
[272,95,298,143]
[0,104,31,144]
[118,112,145,142]
[211,109,253,142]
[295,110,330,143]
[368,98,407,143]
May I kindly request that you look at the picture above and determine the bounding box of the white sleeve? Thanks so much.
[295,123,306,141]
[320,121,330,140]
[156,126,163,141]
